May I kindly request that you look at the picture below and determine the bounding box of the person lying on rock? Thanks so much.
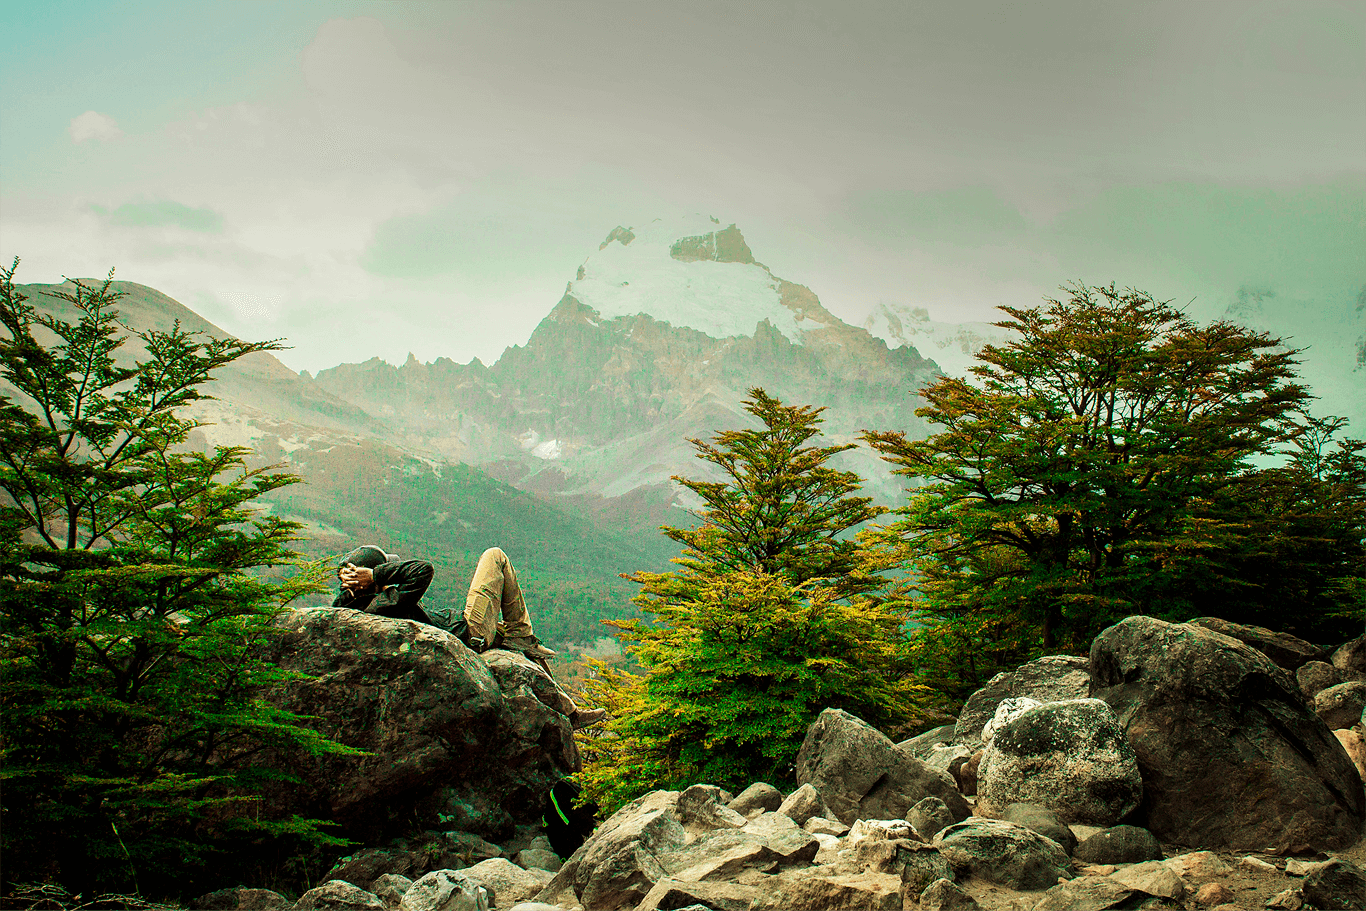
[335,544,607,729]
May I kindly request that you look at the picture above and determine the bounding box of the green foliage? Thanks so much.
[865,282,1353,703]
[0,262,352,899]
[580,389,920,812]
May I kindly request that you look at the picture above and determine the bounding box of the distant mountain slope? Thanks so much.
[314,220,942,519]
[13,279,671,646]
[862,301,1016,378]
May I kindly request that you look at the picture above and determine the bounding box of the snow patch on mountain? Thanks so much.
[863,302,1015,377]
[569,215,818,343]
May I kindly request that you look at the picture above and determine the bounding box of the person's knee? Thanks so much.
[481,546,507,565]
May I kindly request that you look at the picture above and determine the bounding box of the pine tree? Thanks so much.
[0,261,350,899]
[579,389,920,812]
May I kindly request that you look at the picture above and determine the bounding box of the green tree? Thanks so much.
[579,389,919,812]
[864,283,1311,688]
[0,262,349,899]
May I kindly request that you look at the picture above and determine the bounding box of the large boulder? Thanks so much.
[794,708,970,826]
[1189,617,1325,671]
[1090,615,1365,853]
[254,608,577,841]
[569,790,686,911]
[1315,681,1366,730]
[976,698,1142,826]
[932,818,1072,890]
[1332,634,1366,681]
[953,655,1090,747]
[1299,660,1345,700]
[1071,825,1162,865]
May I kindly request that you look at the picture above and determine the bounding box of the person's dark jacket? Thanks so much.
[332,559,433,624]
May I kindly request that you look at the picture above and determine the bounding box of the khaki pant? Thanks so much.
[463,547,578,713]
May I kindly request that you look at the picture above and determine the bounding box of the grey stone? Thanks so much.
[954,655,1091,748]
[801,815,848,836]
[1302,859,1366,910]
[795,708,971,825]
[1031,876,1139,911]
[775,783,833,826]
[297,881,385,911]
[981,697,1042,746]
[751,868,902,911]
[399,871,490,911]
[193,888,291,910]
[897,724,956,757]
[922,743,974,775]
[897,843,954,894]
[1188,617,1325,671]
[932,818,1072,891]
[570,789,685,911]
[918,877,981,911]
[371,874,413,909]
[1315,681,1366,730]
[513,848,562,873]
[676,783,746,831]
[1108,860,1184,900]
[1090,616,1365,852]
[1332,633,1366,681]
[1072,825,1162,865]
[1298,660,1344,699]
[907,796,959,842]
[978,698,1142,826]
[726,782,782,818]
[460,858,550,908]
[632,878,757,911]
[1000,803,1077,855]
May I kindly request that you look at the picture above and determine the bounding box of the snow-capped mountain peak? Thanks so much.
[567,215,841,342]
[862,301,1016,377]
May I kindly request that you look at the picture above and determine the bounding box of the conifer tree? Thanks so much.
[864,283,1318,697]
[579,389,919,811]
[0,261,349,899]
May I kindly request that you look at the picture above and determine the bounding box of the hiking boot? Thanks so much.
[506,635,557,660]
[570,707,607,729]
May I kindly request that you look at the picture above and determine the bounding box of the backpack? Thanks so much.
[543,778,599,858]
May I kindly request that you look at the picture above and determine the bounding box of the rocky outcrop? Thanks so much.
[1316,680,1366,730]
[954,656,1090,747]
[932,818,1072,890]
[976,698,1142,826]
[1090,615,1365,852]
[253,608,578,842]
[794,708,971,825]
[1189,617,1326,671]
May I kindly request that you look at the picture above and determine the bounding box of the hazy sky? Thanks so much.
[1,1,1363,375]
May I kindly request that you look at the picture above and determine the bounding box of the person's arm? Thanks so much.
[370,559,434,612]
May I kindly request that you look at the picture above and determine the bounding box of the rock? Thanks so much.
[922,743,974,775]
[776,783,834,826]
[1195,882,1235,906]
[1090,615,1365,852]
[999,803,1077,855]
[1335,729,1366,783]
[570,789,685,911]
[1332,633,1366,680]
[297,881,386,911]
[1031,876,1138,911]
[505,905,570,911]
[1299,660,1344,699]
[1316,681,1366,729]
[751,868,902,911]
[1266,887,1306,910]
[1239,856,1278,874]
[514,848,562,873]
[1189,618,1325,671]
[324,849,432,892]
[1285,858,1331,876]
[932,818,1072,890]
[192,888,291,910]
[918,877,981,911]
[848,818,914,842]
[954,655,1091,748]
[482,650,577,720]
[981,696,1042,746]
[1072,825,1162,865]
[738,811,823,865]
[802,816,848,836]
[633,878,757,911]
[1165,850,1231,881]
[898,843,955,893]
[978,698,1142,826]
[897,724,957,757]
[461,858,550,908]
[954,750,982,796]
[676,784,746,832]
[399,871,490,911]
[726,782,782,818]
[256,609,576,841]
[906,796,958,842]
[371,874,412,909]
[1109,860,1184,900]
[1303,858,1366,910]
[659,814,818,883]
[795,708,971,826]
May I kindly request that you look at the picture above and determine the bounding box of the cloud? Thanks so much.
[96,200,224,233]
[68,111,122,143]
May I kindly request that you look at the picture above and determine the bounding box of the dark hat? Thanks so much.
[340,545,396,569]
